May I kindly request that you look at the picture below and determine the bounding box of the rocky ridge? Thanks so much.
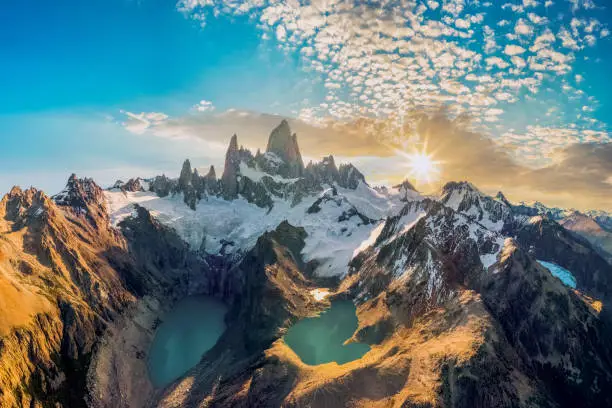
[1,120,612,408]
[138,121,370,211]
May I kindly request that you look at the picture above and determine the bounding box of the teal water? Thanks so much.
[537,260,577,289]
[284,300,370,365]
[147,296,228,387]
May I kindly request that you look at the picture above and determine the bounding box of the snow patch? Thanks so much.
[424,251,442,298]
[105,180,398,277]
[352,222,385,258]
[299,192,380,277]
[238,162,298,184]
[310,288,330,301]
[397,210,426,235]
[480,236,505,270]
[336,182,408,221]
[443,188,466,211]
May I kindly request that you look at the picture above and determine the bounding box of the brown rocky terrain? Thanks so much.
[0,177,210,407]
[559,212,612,262]
[0,182,135,407]
[153,203,612,407]
[2,122,612,408]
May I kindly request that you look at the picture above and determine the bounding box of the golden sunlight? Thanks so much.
[403,149,441,185]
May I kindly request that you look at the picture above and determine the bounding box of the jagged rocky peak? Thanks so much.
[205,165,216,180]
[306,155,340,185]
[53,174,106,212]
[394,178,417,192]
[203,165,219,194]
[440,181,491,208]
[495,191,509,203]
[393,178,418,201]
[178,159,193,190]
[110,178,146,192]
[149,174,174,197]
[0,186,52,226]
[123,178,145,192]
[265,119,304,178]
[111,179,125,190]
[175,159,199,210]
[441,180,479,195]
[337,163,366,189]
[222,134,241,199]
[440,180,513,231]
[221,133,255,198]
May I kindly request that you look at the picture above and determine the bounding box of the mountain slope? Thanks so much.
[154,199,612,408]
[559,212,612,261]
[2,120,612,408]
[0,175,215,407]
[0,182,135,407]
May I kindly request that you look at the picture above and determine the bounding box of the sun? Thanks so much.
[403,149,441,185]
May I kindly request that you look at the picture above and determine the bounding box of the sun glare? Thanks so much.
[403,150,441,185]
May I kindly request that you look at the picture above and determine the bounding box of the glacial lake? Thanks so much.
[147,296,228,388]
[284,300,370,365]
[537,260,577,289]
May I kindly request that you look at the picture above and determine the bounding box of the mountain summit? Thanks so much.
[4,121,612,408]
[265,119,304,178]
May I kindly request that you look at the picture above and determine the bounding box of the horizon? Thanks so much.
[0,118,601,215]
[1,0,611,211]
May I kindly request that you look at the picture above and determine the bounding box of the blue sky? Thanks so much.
[0,0,317,193]
[0,0,311,115]
[1,0,611,209]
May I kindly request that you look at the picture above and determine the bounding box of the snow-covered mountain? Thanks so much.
[438,181,516,232]
[105,120,415,277]
[104,120,612,291]
[3,119,612,408]
[510,201,612,260]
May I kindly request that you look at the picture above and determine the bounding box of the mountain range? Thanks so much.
[1,120,612,408]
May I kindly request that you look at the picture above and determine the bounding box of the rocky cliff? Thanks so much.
[0,174,216,407]
[153,198,612,407]
[2,121,612,408]
[0,179,134,407]
[265,120,304,178]
[144,121,369,212]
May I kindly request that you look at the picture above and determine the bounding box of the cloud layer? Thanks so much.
[119,108,612,210]
[177,0,610,165]
[117,1,612,211]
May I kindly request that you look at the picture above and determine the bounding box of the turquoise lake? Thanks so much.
[537,260,577,289]
[284,300,370,366]
[147,296,228,388]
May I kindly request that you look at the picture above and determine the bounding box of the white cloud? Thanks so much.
[455,18,471,29]
[193,99,215,113]
[120,111,169,135]
[486,56,510,69]
[504,44,527,55]
[174,0,609,156]
[515,19,534,36]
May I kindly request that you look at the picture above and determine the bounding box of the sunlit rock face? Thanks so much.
[3,121,612,408]
[0,177,133,407]
[265,119,304,178]
[221,133,241,199]
[439,181,514,232]
[559,212,612,262]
